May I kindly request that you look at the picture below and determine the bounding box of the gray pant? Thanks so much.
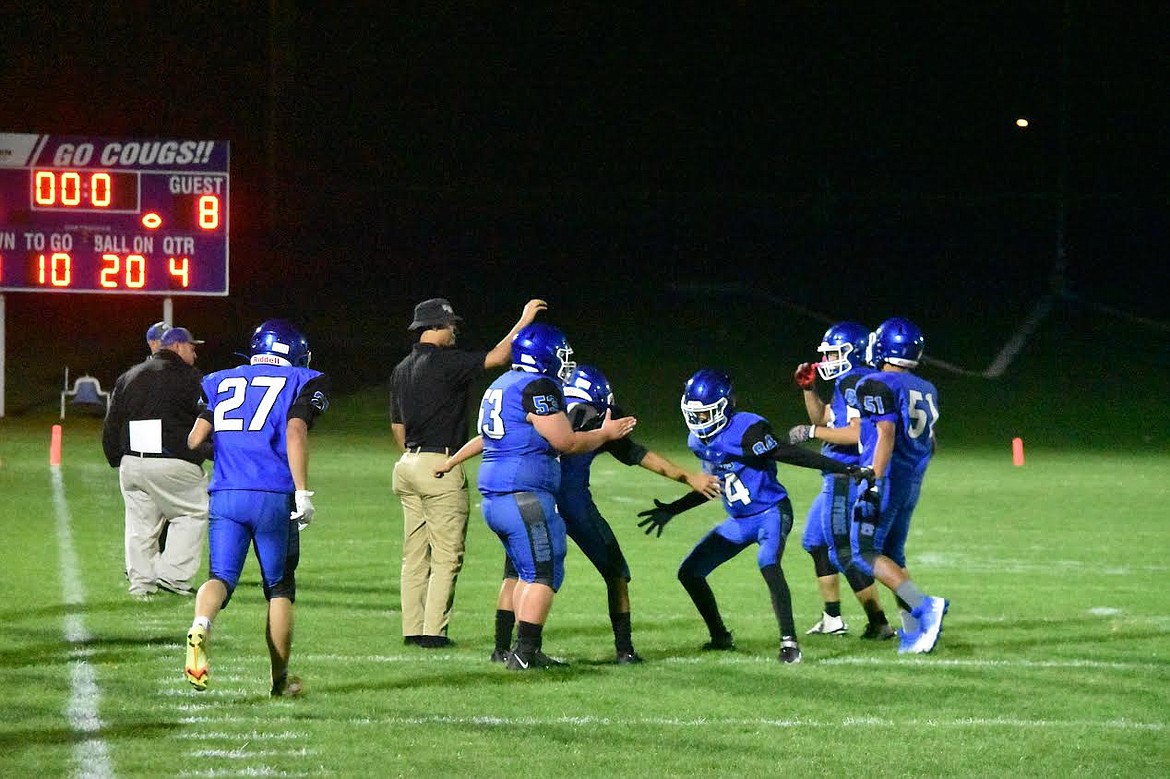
[119,456,209,595]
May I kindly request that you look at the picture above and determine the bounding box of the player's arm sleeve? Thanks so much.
[289,374,332,429]
[658,489,711,516]
[606,435,648,467]
[742,419,853,474]
[768,441,853,473]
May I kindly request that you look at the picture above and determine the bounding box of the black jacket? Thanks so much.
[102,350,210,467]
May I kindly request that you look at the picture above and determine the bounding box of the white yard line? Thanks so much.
[53,465,115,779]
[342,713,1164,732]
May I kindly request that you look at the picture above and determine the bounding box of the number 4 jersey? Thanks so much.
[687,411,789,518]
[199,364,330,493]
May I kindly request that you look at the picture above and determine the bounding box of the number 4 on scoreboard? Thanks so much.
[169,256,190,288]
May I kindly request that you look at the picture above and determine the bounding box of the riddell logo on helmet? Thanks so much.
[251,354,289,366]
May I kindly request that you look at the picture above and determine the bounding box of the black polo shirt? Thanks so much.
[389,343,487,451]
[102,350,207,467]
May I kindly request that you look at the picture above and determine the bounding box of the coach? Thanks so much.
[390,297,546,647]
[102,326,211,598]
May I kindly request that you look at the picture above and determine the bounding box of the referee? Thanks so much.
[102,326,211,598]
[390,297,546,648]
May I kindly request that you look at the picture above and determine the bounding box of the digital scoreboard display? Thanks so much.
[0,133,228,295]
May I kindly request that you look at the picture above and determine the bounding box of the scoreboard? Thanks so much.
[0,133,229,295]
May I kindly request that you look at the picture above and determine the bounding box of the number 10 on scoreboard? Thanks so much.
[29,252,195,289]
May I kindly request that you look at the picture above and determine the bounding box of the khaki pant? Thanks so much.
[119,456,209,595]
[392,451,469,637]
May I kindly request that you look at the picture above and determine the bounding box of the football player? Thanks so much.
[440,364,719,665]
[636,369,871,664]
[788,322,895,640]
[183,320,330,696]
[440,323,636,670]
[851,317,948,654]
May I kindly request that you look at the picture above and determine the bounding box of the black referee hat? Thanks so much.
[408,298,463,331]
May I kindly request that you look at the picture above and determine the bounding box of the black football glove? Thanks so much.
[637,499,675,537]
[852,475,887,526]
[846,465,876,486]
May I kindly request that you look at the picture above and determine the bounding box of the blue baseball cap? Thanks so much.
[160,327,205,347]
[145,321,171,342]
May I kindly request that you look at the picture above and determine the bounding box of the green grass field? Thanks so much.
[2,396,1168,778]
[3,300,1170,777]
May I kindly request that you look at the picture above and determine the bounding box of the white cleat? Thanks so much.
[805,613,849,635]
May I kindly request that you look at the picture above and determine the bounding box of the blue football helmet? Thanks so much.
[680,368,735,439]
[511,322,576,382]
[250,319,311,367]
[563,364,614,417]
[816,321,871,380]
[869,317,924,369]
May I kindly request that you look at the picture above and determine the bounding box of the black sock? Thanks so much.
[494,609,515,653]
[679,575,728,638]
[515,620,543,656]
[610,611,634,653]
[824,601,842,618]
[862,600,888,625]
[760,564,796,639]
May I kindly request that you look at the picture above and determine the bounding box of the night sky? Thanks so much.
[0,3,1166,389]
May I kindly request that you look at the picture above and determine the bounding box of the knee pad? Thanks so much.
[809,545,836,578]
[843,565,875,593]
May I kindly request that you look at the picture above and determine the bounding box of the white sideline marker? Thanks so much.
[53,466,115,779]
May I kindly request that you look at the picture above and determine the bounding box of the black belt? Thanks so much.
[406,445,450,455]
[126,451,172,459]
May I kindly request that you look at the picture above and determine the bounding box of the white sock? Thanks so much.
[192,616,212,632]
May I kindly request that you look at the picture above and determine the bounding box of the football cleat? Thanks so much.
[271,674,304,698]
[805,613,849,635]
[860,622,897,641]
[184,626,209,691]
[616,650,644,665]
[779,638,803,664]
[899,609,920,635]
[506,649,568,670]
[905,596,949,654]
[489,649,510,664]
[701,632,735,651]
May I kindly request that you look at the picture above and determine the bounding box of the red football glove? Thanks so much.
[793,362,818,390]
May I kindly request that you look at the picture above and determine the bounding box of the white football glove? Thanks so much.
[787,424,816,445]
[291,490,316,531]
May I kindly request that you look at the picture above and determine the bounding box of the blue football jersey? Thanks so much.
[477,371,565,496]
[687,411,788,517]
[200,364,329,493]
[820,366,872,466]
[855,370,939,478]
